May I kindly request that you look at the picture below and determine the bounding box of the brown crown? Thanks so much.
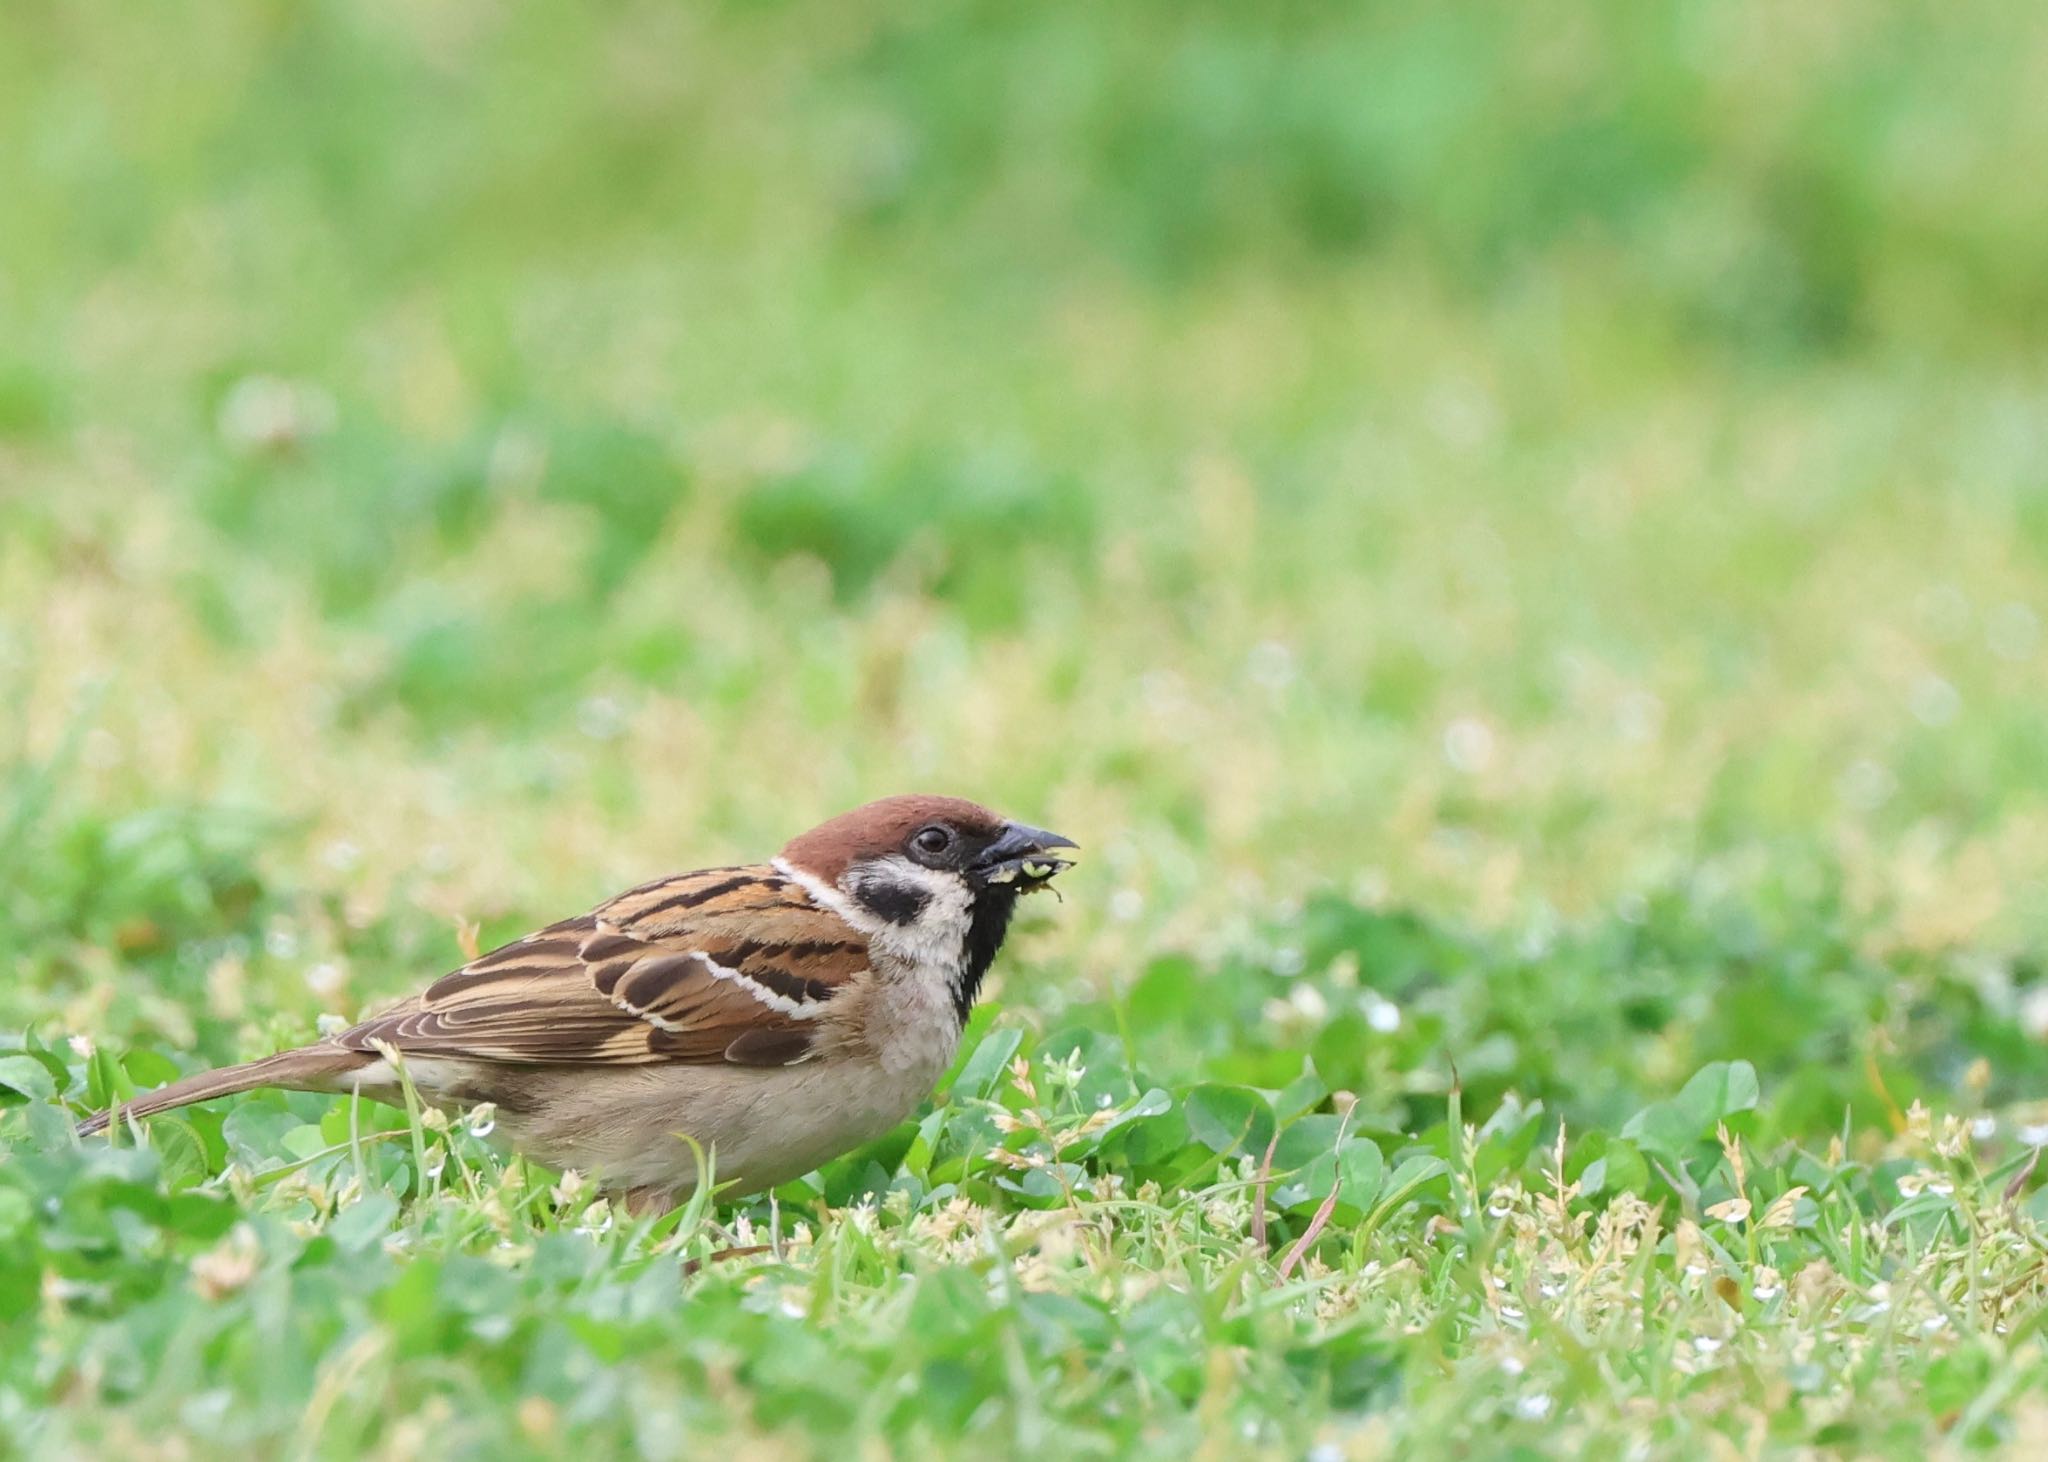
[780,795,1004,883]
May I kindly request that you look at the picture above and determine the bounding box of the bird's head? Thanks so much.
[779,794,1076,1017]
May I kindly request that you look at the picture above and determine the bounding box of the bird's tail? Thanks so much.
[77,1046,373,1136]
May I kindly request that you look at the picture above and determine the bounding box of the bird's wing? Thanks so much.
[339,865,868,1068]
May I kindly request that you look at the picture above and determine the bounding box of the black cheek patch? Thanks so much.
[857,880,932,926]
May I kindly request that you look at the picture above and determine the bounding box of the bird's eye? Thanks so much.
[913,825,954,857]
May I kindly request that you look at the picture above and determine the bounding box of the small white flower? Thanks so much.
[1909,676,1960,727]
[576,696,626,740]
[1246,641,1297,691]
[1616,690,1664,744]
[1514,1395,1553,1421]
[1443,717,1497,773]
[323,839,362,872]
[190,1224,263,1301]
[2021,989,2048,1042]
[1836,759,1894,811]
[1289,985,1329,1021]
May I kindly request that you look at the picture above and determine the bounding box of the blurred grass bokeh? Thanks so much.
[10,0,2048,954]
[7,3,2048,1453]
[9,0,2048,1160]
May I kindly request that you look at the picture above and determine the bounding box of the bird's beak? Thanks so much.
[973,822,1079,889]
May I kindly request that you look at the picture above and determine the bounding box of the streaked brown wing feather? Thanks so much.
[339,865,868,1067]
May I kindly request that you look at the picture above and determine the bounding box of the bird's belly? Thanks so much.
[488,1057,946,1199]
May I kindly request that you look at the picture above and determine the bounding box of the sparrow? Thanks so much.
[80,795,1076,1212]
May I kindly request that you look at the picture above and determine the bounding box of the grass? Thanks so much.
[6,0,2048,1455]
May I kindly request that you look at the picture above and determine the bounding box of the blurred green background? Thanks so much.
[6,0,2048,1128]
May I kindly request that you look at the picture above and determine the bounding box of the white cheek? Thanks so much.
[849,855,972,974]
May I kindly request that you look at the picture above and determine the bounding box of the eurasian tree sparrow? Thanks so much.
[81,796,1076,1211]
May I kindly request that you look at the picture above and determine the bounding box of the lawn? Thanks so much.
[6,2,2048,1456]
